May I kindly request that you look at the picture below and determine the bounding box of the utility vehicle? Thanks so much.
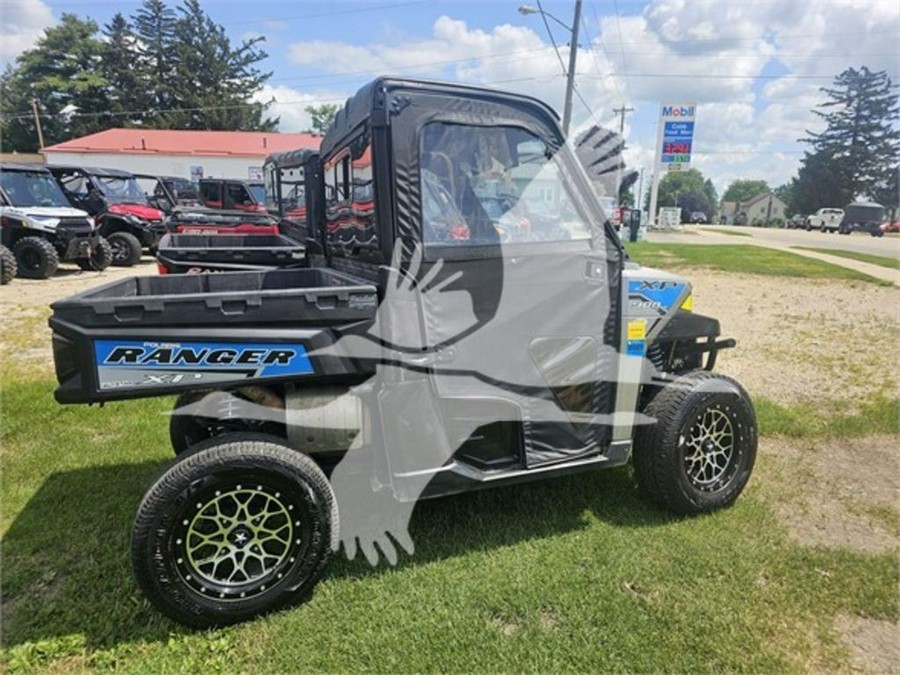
[49,78,757,628]
[47,165,166,266]
[263,149,322,242]
[838,202,885,237]
[0,244,16,284]
[155,233,306,274]
[1,163,111,278]
[133,174,201,213]
[199,178,267,213]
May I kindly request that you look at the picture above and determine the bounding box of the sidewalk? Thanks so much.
[683,228,900,286]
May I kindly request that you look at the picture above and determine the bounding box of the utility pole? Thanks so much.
[612,105,634,201]
[612,105,634,136]
[519,1,582,136]
[561,0,582,137]
[30,97,45,150]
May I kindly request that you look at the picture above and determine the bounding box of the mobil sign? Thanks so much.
[658,103,696,171]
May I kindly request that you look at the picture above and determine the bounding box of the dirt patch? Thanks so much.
[834,614,900,673]
[686,270,899,406]
[759,435,900,553]
[0,260,158,370]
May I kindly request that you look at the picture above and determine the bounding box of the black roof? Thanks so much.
[0,162,52,173]
[320,76,561,158]
[264,148,317,169]
[46,164,137,178]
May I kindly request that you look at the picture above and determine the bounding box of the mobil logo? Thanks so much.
[661,105,695,118]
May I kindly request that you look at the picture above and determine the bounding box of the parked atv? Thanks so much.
[133,174,201,214]
[50,77,757,628]
[47,165,166,266]
[1,163,111,278]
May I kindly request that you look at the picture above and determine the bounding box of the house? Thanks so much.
[41,128,321,182]
[734,192,787,225]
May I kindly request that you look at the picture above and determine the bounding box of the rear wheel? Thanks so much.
[108,231,143,266]
[13,236,59,279]
[131,434,337,627]
[0,245,16,284]
[633,371,757,515]
[76,237,113,271]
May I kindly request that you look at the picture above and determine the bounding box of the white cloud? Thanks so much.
[252,84,349,132]
[279,1,898,193]
[0,0,54,62]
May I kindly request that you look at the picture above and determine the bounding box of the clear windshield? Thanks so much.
[420,123,593,246]
[1,170,73,208]
[92,174,146,203]
[248,184,265,204]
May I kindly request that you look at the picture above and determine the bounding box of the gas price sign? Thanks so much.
[658,104,696,170]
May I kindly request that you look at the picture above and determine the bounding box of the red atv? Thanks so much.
[48,166,166,266]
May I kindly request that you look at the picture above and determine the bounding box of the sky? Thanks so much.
[3,0,899,200]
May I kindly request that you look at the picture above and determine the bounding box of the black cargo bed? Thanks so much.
[156,233,306,273]
[50,268,378,328]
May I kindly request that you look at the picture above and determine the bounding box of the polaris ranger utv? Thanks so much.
[47,165,166,266]
[1,163,111,278]
[49,77,756,628]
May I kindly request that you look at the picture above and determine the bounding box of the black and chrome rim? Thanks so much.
[681,406,738,491]
[172,482,306,600]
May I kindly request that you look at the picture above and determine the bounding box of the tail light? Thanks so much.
[157,262,169,275]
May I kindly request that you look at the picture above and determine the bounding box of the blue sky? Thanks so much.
[4,0,900,198]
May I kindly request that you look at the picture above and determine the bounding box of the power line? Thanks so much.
[536,0,569,77]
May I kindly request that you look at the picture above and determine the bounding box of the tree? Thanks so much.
[102,13,148,125]
[133,0,177,112]
[645,168,717,221]
[166,0,277,130]
[0,14,110,152]
[721,179,770,205]
[305,104,339,134]
[798,66,899,206]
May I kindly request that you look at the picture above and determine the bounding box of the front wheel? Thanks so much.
[632,371,757,515]
[13,236,59,279]
[76,237,113,271]
[131,434,338,628]
[108,231,143,267]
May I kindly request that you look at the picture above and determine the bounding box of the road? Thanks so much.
[695,224,900,257]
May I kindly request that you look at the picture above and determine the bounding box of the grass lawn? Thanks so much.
[625,243,889,284]
[704,227,752,237]
[792,247,899,270]
[2,357,898,671]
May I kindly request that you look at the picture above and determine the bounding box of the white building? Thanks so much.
[42,128,320,181]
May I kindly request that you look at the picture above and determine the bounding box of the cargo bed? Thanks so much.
[156,233,306,273]
[50,268,378,403]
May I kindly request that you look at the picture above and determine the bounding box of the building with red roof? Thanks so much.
[42,128,320,182]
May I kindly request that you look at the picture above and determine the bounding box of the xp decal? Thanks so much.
[94,340,313,390]
[628,280,687,316]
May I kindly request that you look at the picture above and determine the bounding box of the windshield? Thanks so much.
[248,183,265,204]
[92,174,146,203]
[1,170,73,208]
[420,122,592,247]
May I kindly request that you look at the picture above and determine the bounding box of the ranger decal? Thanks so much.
[94,340,313,390]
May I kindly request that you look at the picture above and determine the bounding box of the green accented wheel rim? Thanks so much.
[681,406,738,492]
[173,484,305,600]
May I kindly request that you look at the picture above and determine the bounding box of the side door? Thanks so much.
[388,104,623,469]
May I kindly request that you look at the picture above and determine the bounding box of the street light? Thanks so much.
[518,1,582,136]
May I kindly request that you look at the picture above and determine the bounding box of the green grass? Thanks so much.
[792,247,899,270]
[704,227,752,237]
[625,243,889,284]
[2,377,898,672]
[756,393,900,438]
